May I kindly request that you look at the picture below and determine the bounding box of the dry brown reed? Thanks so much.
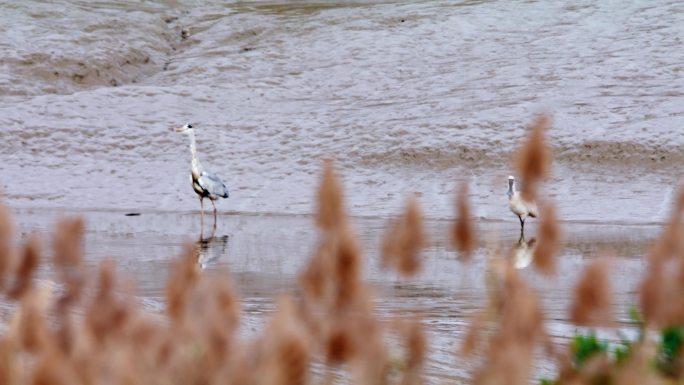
[569,256,614,326]
[0,337,18,385]
[515,115,551,202]
[404,318,427,374]
[7,234,40,300]
[612,341,658,385]
[390,317,427,385]
[473,265,545,385]
[301,223,367,312]
[639,187,684,328]
[532,201,560,275]
[299,238,333,304]
[382,196,425,276]
[0,204,16,291]
[304,161,391,385]
[165,243,200,322]
[332,228,365,310]
[452,182,476,261]
[316,159,346,232]
[15,286,49,354]
[460,310,485,357]
[85,260,132,345]
[53,218,85,304]
[257,295,311,385]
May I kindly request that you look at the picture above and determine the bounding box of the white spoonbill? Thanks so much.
[507,175,538,231]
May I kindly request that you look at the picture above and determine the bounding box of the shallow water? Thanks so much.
[6,208,658,383]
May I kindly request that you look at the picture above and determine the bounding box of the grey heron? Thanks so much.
[507,176,538,231]
[175,124,230,223]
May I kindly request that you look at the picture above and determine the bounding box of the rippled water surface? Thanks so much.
[1,1,683,382]
[1,0,683,222]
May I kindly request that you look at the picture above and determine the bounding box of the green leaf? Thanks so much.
[658,326,684,377]
[571,332,608,368]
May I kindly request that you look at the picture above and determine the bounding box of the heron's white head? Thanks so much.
[175,123,195,133]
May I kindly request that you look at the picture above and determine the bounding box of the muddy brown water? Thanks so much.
[1,0,683,382]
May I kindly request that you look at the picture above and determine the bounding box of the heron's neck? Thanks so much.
[507,182,515,198]
[187,131,203,175]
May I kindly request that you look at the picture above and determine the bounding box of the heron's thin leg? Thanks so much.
[519,215,525,232]
[200,197,204,224]
[211,199,217,224]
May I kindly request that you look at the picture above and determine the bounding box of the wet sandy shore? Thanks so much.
[6,207,658,383]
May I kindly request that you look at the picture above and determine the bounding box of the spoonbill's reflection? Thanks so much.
[195,228,230,270]
[509,232,537,269]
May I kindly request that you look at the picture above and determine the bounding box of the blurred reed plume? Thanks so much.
[515,115,551,202]
[53,217,86,304]
[532,201,560,275]
[403,318,427,375]
[612,342,657,385]
[166,243,201,321]
[391,316,427,385]
[257,295,311,385]
[316,159,346,231]
[639,187,684,328]
[0,204,16,291]
[14,283,50,354]
[472,265,546,385]
[304,161,390,385]
[85,260,132,345]
[7,234,41,300]
[302,161,367,309]
[452,182,476,261]
[382,196,425,276]
[570,256,614,326]
[461,310,485,357]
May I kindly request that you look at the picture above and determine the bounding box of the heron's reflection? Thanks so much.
[509,231,537,269]
[195,227,230,270]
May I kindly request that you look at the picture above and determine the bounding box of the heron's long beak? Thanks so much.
[174,126,185,132]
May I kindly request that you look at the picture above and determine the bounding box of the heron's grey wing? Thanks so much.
[198,171,230,198]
